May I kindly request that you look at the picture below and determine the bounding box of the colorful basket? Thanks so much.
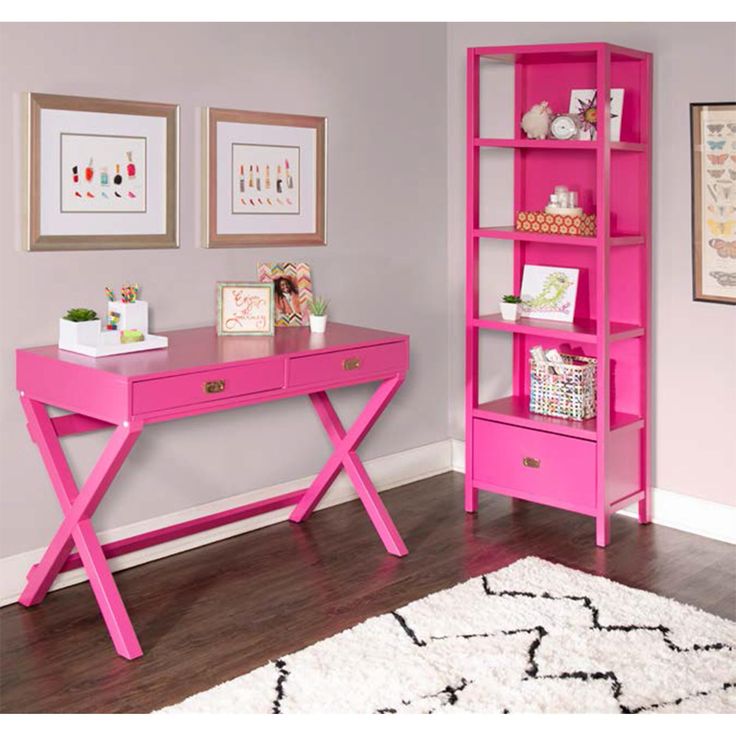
[529,353,597,421]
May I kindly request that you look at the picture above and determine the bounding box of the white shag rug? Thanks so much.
[160,556,736,714]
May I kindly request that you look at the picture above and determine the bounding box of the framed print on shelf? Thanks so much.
[26,93,179,251]
[216,281,275,336]
[204,107,326,248]
[257,262,313,327]
[569,88,624,142]
[690,101,736,305]
[520,265,580,323]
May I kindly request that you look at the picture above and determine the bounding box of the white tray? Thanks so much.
[59,333,169,358]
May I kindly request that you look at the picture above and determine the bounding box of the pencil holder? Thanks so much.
[529,353,597,421]
[107,300,148,334]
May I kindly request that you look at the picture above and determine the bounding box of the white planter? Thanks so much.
[310,314,327,333]
[59,318,102,350]
[499,302,520,321]
[107,300,148,334]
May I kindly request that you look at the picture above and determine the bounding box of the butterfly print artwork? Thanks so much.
[728,124,736,135]
[709,238,736,258]
[707,219,736,237]
[708,204,736,217]
[709,271,736,287]
[707,124,725,135]
[708,169,725,179]
[708,139,727,150]
[708,153,728,165]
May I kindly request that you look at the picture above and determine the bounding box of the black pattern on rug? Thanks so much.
[375,579,735,714]
[271,659,290,714]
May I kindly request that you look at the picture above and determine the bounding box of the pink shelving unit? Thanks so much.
[465,42,652,546]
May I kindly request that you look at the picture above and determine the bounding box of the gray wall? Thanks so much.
[446,23,736,507]
[0,23,449,557]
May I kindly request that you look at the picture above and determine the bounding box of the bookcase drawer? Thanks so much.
[472,418,596,512]
[287,341,407,388]
[132,359,284,415]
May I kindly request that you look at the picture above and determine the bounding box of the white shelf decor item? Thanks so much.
[58,298,168,358]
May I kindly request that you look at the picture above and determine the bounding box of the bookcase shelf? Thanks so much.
[474,314,644,343]
[473,396,644,441]
[474,226,644,247]
[475,138,646,152]
[465,42,652,547]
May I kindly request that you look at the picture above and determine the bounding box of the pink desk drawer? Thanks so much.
[132,360,284,415]
[472,418,595,511]
[288,342,406,388]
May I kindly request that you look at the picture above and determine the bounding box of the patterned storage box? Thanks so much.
[516,210,597,237]
[529,353,597,421]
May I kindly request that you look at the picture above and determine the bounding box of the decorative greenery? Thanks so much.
[310,296,329,316]
[501,294,522,304]
[63,308,99,322]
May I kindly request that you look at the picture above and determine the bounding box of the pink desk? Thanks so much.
[16,323,409,660]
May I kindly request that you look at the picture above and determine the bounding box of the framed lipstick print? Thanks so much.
[26,93,178,251]
[690,101,736,305]
[204,107,326,247]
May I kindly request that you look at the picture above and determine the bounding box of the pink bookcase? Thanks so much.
[464,43,652,546]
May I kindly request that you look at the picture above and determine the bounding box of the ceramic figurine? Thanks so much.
[521,101,553,140]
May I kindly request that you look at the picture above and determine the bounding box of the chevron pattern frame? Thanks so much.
[257,262,313,327]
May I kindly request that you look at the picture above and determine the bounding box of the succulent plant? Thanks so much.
[309,296,329,316]
[63,308,99,322]
[501,294,522,304]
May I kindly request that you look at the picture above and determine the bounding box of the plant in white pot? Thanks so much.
[309,296,329,334]
[59,308,102,350]
[499,294,522,321]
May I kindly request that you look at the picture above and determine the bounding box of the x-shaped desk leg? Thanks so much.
[19,397,144,660]
[289,375,408,557]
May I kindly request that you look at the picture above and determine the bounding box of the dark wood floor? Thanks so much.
[1,471,734,713]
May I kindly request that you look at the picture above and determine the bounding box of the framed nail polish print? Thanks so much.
[690,101,736,305]
[216,281,275,336]
[204,108,326,247]
[26,93,178,251]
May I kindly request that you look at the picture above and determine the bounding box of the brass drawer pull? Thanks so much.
[203,379,226,394]
[522,456,541,469]
[343,357,361,371]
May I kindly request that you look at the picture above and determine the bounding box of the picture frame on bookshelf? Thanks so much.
[690,101,736,305]
[569,89,624,142]
[520,265,579,323]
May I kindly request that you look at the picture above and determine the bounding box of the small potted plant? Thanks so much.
[59,308,101,350]
[309,296,329,334]
[499,294,522,321]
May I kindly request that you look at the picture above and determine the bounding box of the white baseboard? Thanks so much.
[450,438,736,545]
[3,436,731,607]
[0,439,452,607]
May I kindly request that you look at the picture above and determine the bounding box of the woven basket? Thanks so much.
[529,353,597,421]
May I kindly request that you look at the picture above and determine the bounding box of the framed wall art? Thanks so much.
[257,262,313,327]
[216,281,275,336]
[26,93,179,251]
[690,101,736,305]
[204,107,326,247]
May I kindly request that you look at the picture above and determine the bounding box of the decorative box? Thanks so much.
[529,353,597,421]
[516,210,596,237]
